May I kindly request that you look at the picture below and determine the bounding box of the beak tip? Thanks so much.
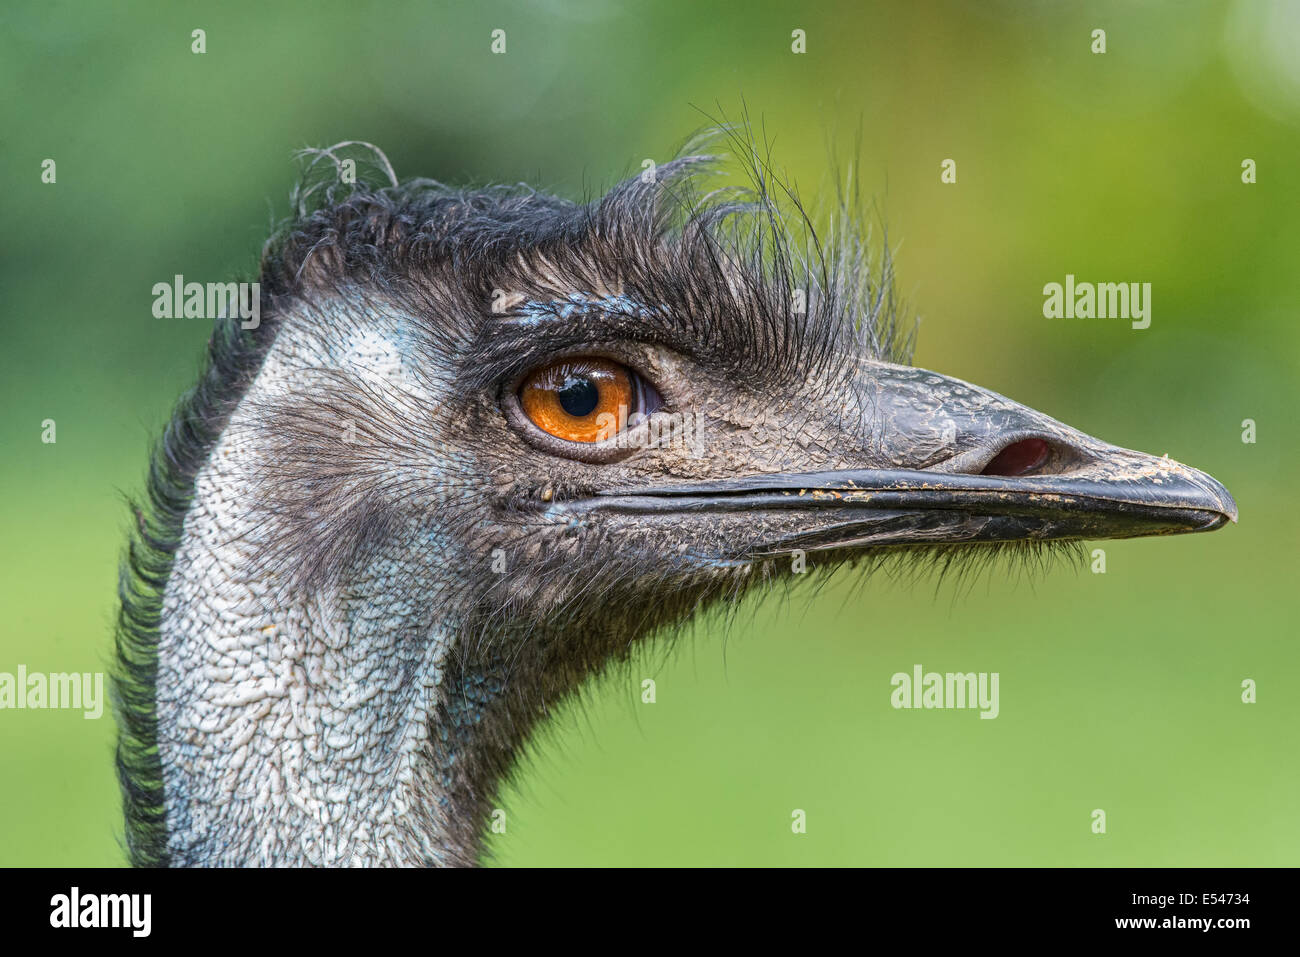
[1189,468,1237,526]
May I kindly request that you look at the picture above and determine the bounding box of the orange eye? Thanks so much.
[519,357,658,443]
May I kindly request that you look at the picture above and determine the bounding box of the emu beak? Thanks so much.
[583,364,1237,553]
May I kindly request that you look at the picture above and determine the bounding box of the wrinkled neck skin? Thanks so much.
[159,462,486,867]
[156,316,535,868]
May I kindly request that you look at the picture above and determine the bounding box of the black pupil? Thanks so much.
[557,376,599,417]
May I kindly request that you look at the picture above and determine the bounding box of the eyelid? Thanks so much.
[466,320,685,392]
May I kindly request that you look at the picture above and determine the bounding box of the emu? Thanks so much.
[115,143,1236,867]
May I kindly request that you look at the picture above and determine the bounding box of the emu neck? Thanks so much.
[153,326,501,867]
[157,495,483,866]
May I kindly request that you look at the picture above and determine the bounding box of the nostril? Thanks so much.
[981,437,1050,477]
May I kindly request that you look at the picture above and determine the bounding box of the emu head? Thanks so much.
[119,147,1236,867]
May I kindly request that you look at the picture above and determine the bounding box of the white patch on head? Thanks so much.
[253,299,427,398]
[334,325,412,390]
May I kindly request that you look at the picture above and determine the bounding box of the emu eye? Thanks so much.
[519,357,662,443]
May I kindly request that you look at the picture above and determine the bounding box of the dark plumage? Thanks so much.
[114,138,1235,867]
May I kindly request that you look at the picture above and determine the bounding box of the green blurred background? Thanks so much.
[2,0,1297,866]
